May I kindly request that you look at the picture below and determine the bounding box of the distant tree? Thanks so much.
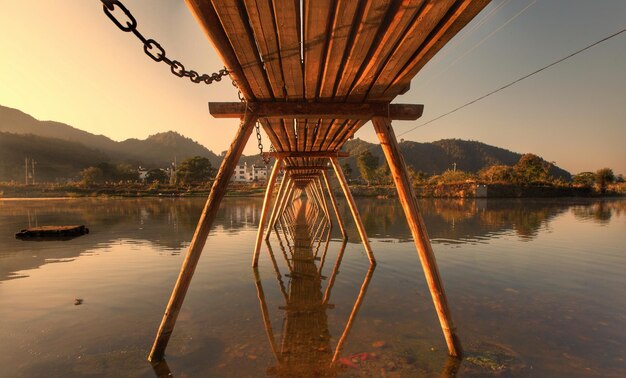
[146,168,168,183]
[115,163,139,181]
[595,168,615,194]
[342,163,353,178]
[407,166,428,186]
[176,156,214,185]
[479,165,515,183]
[514,154,552,184]
[357,150,379,185]
[572,172,595,187]
[375,164,392,185]
[80,167,103,185]
[437,169,475,184]
[616,174,625,183]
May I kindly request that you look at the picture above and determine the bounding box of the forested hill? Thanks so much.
[0,105,221,181]
[340,138,571,179]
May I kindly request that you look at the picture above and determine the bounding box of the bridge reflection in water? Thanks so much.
[152,198,461,377]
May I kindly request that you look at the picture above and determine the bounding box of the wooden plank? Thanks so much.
[334,0,392,101]
[321,119,350,152]
[348,0,426,101]
[367,0,456,100]
[149,113,257,362]
[303,0,332,99]
[296,119,306,151]
[211,0,273,99]
[259,118,285,151]
[381,0,491,100]
[273,0,304,99]
[184,0,255,99]
[372,116,462,357]
[209,102,424,120]
[244,0,286,98]
[318,0,360,99]
[311,118,334,151]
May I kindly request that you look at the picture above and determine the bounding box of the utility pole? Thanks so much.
[25,157,29,185]
[31,159,36,184]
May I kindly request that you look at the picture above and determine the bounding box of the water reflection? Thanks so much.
[2,198,625,282]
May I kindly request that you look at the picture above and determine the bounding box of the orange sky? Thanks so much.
[1,1,625,174]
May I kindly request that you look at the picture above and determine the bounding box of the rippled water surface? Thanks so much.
[0,197,624,377]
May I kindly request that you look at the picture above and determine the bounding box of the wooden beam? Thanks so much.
[283,165,328,171]
[209,102,424,120]
[149,113,257,362]
[330,157,376,265]
[253,159,283,267]
[263,151,348,158]
[372,116,462,357]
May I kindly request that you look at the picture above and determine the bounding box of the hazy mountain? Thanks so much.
[340,138,571,179]
[0,104,570,182]
[0,105,220,180]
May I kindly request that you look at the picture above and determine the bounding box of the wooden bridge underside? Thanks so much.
[149,0,491,363]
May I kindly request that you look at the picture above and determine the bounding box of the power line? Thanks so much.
[398,26,626,138]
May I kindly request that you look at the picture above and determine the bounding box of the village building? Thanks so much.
[231,162,270,182]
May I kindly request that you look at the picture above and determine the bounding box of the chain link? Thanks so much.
[101,0,229,85]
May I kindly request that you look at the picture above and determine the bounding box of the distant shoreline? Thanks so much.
[1,182,624,199]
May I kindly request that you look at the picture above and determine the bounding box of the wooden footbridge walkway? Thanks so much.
[138,0,491,363]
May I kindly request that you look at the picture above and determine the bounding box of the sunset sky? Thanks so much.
[1,0,625,174]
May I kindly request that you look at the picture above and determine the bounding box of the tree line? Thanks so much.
[353,150,622,193]
[80,156,215,186]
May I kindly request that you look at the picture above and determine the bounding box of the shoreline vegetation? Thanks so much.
[1,180,624,200]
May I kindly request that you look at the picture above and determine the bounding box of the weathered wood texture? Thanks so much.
[186,0,490,150]
[209,102,424,120]
[372,116,462,356]
[148,114,256,362]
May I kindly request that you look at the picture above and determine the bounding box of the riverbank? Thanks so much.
[1,181,624,199]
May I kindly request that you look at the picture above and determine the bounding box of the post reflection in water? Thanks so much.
[145,197,553,377]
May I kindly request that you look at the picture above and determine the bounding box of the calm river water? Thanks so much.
[0,197,624,377]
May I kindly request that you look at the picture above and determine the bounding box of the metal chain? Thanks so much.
[100,0,228,85]
[256,121,271,165]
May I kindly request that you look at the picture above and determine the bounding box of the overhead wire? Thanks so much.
[396,26,626,138]
[417,0,536,90]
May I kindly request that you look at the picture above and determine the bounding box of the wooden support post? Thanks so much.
[253,159,283,267]
[252,269,283,364]
[372,116,462,357]
[323,240,348,304]
[149,114,257,362]
[316,177,331,224]
[330,158,376,265]
[331,265,376,365]
[265,177,290,240]
[322,170,347,239]
[273,180,294,232]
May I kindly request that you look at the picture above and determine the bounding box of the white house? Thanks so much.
[232,162,270,182]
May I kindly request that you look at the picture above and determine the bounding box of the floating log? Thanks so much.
[15,225,89,239]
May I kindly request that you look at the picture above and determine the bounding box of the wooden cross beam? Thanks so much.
[263,151,349,158]
[283,165,329,171]
[209,102,424,120]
